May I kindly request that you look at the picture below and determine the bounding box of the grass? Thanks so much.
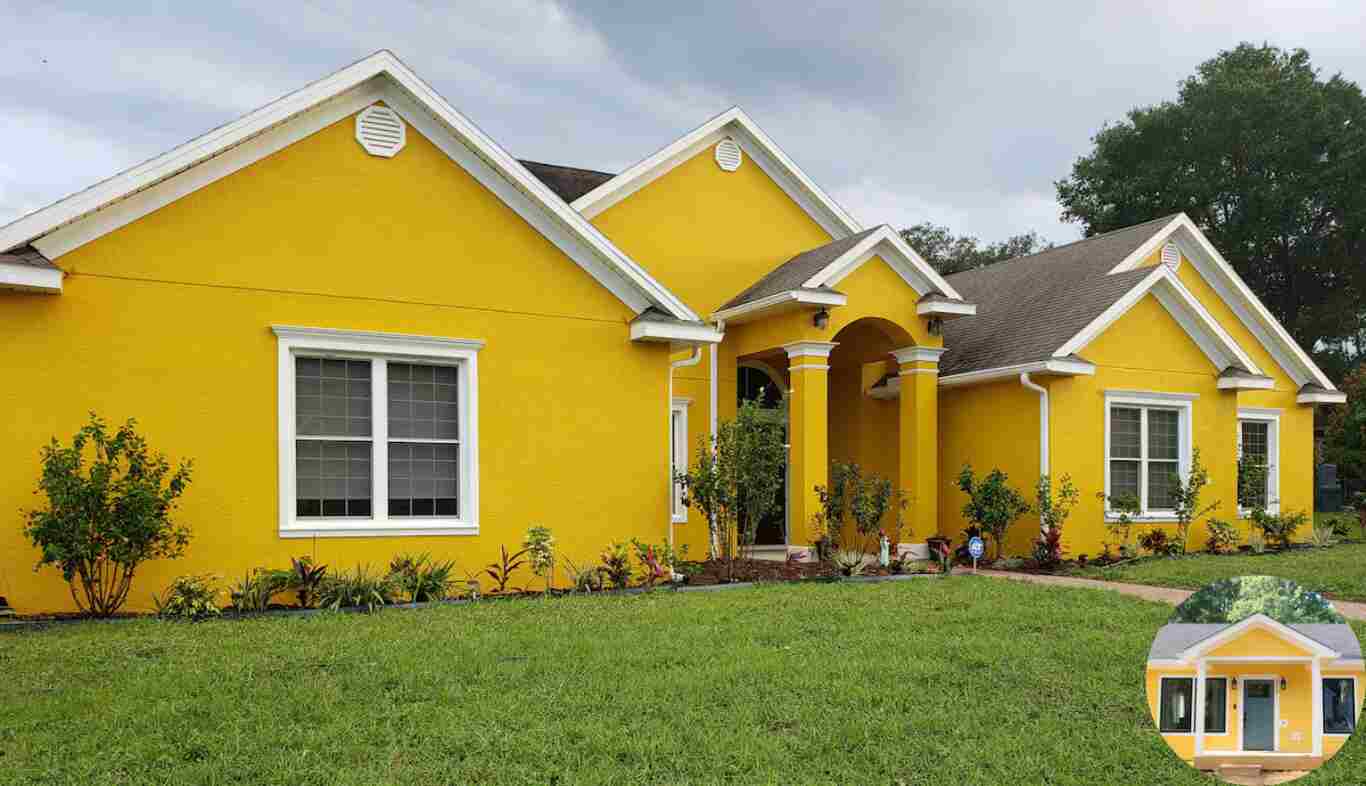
[1068,542,1366,602]
[1,578,1362,785]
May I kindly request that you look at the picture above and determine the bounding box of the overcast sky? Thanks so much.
[4,2,1366,245]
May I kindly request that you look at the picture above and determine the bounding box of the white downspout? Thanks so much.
[668,346,703,549]
[709,320,725,556]
[1020,372,1049,535]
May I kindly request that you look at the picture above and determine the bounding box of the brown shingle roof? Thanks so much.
[718,228,881,311]
[939,215,1179,376]
[518,160,614,203]
[0,245,57,270]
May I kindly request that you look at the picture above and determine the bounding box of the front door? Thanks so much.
[1243,679,1276,752]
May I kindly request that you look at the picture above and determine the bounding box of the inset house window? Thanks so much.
[671,399,690,522]
[274,326,482,538]
[1237,409,1280,514]
[1105,392,1193,517]
[1324,678,1357,734]
[1160,677,1195,733]
[1204,678,1228,734]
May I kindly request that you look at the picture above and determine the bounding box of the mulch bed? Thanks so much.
[679,558,940,585]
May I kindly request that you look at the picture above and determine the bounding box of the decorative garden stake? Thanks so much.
[878,532,890,567]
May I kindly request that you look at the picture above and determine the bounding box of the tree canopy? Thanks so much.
[899,222,1050,276]
[1056,44,1366,381]
[1171,575,1343,625]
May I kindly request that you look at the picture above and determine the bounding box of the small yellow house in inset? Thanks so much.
[1146,614,1362,774]
[0,51,1348,611]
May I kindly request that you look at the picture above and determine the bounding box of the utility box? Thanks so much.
[1316,463,1343,513]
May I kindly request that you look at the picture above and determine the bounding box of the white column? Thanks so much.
[1311,658,1323,758]
[1195,661,1206,757]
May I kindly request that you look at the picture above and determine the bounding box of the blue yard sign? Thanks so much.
[967,537,985,560]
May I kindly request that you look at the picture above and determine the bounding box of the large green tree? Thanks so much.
[1057,44,1366,380]
[899,222,1050,276]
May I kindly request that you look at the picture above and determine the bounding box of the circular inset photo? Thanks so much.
[1146,576,1361,784]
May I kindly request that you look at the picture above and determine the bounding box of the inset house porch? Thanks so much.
[709,225,975,556]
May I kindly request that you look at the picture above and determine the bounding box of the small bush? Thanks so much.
[1247,528,1268,554]
[484,545,528,594]
[1251,509,1308,549]
[523,526,556,592]
[319,565,395,612]
[599,541,632,589]
[957,465,1031,561]
[288,556,328,608]
[1308,518,1341,548]
[230,568,292,612]
[832,549,866,577]
[1205,519,1241,554]
[561,555,603,592]
[388,553,457,602]
[153,574,221,621]
[1137,528,1181,557]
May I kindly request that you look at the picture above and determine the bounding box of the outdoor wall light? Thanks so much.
[928,317,944,336]
[813,308,829,329]
[1231,677,1238,688]
[1280,677,1288,691]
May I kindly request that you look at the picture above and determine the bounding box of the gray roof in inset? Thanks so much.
[0,245,56,270]
[718,228,881,311]
[939,215,1179,377]
[1148,622,1363,661]
[518,160,614,203]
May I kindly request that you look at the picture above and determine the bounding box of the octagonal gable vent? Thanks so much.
[714,138,743,172]
[1161,241,1181,271]
[355,105,406,158]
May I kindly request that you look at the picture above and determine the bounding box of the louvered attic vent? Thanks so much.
[1161,242,1181,271]
[355,105,407,158]
[714,138,743,172]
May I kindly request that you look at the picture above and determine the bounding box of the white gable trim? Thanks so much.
[1108,214,1335,390]
[710,288,847,324]
[0,260,62,293]
[800,225,965,301]
[570,107,862,239]
[1,51,697,324]
[1054,265,1262,374]
[1180,614,1342,662]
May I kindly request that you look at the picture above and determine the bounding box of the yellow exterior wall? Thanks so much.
[0,107,674,613]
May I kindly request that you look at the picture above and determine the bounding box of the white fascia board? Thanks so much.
[1053,265,1261,375]
[710,288,846,324]
[800,225,964,301]
[0,261,62,293]
[1110,214,1336,391]
[570,107,862,239]
[917,299,977,317]
[4,50,698,324]
[629,320,724,345]
[1299,390,1348,405]
[1181,614,1342,661]
[1218,375,1276,390]
[938,358,1096,388]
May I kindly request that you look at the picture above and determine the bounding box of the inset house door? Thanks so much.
[738,365,787,547]
[1243,679,1276,752]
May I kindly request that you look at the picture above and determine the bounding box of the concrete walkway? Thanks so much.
[962,568,1366,622]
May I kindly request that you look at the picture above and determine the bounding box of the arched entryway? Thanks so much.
[737,361,788,549]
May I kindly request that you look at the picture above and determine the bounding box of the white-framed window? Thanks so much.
[1324,676,1357,735]
[1237,408,1280,515]
[1104,391,1194,519]
[1204,677,1228,735]
[1159,676,1195,734]
[671,398,691,522]
[273,326,482,538]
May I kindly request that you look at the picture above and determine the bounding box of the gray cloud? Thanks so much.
[3,1,1365,245]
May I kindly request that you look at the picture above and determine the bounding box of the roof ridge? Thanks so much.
[944,212,1181,281]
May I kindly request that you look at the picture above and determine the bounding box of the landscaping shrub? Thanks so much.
[1309,517,1341,548]
[1137,528,1180,557]
[847,466,895,553]
[630,538,681,589]
[1097,491,1140,559]
[288,555,328,608]
[956,465,1031,560]
[598,541,632,589]
[152,574,221,621]
[1251,509,1308,550]
[522,526,556,592]
[388,553,458,602]
[484,545,528,594]
[831,549,866,577]
[319,565,395,612]
[1032,474,1078,567]
[230,568,292,612]
[1247,528,1268,554]
[1168,448,1219,553]
[22,413,194,617]
[1204,519,1240,554]
[561,555,604,592]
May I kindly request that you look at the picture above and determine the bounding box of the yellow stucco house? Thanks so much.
[1146,614,1362,773]
[0,52,1345,611]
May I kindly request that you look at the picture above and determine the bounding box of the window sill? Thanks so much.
[1237,508,1280,518]
[281,520,478,538]
[1105,514,1179,523]
[671,514,688,524]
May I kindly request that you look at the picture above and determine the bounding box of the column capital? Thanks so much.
[891,346,947,365]
[782,341,838,360]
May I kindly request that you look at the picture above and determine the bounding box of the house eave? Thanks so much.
[1298,390,1347,405]
[1217,375,1275,390]
[938,358,1096,389]
[629,320,724,346]
[0,261,62,293]
[711,289,847,324]
[916,299,977,318]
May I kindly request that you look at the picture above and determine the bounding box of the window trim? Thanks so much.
[1204,677,1229,735]
[671,398,691,523]
[274,325,482,538]
[1104,391,1195,521]
[1323,675,1358,736]
[1237,408,1281,516]
[1159,676,1196,734]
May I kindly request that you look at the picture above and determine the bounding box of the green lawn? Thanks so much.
[1068,542,1366,602]
[1,579,1362,785]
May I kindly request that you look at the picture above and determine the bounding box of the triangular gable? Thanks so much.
[0,51,698,325]
[801,225,966,302]
[1054,263,1263,375]
[1107,214,1337,391]
[571,107,862,240]
[1181,614,1342,661]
